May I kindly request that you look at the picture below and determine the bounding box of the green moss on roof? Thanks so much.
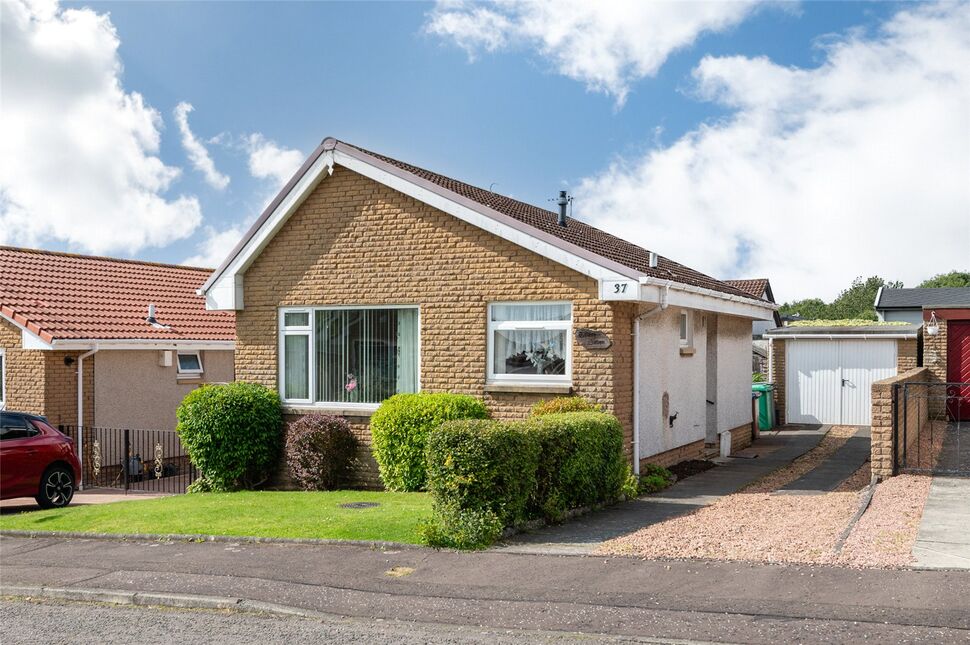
[787,319,910,327]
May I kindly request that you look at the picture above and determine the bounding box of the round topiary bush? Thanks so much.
[530,396,602,417]
[370,392,489,492]
[176,382,283,492]
[285,414,358,491]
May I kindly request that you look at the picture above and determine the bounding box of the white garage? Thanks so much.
[766,325,919,426]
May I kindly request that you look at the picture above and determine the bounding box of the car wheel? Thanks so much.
[36,465,75,509]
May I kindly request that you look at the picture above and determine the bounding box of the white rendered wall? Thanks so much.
[716,315,755,433]
[637,307,708,459]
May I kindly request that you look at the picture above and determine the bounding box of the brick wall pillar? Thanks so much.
[769,338,785,425]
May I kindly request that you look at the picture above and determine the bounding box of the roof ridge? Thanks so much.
[0,245,215,273]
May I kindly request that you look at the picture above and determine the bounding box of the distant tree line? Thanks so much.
[778,271,970,321]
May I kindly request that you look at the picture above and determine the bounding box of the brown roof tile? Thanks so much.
[0,247,235,342]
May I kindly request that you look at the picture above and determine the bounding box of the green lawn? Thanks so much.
[0,491,431,544]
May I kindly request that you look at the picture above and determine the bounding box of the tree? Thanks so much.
[918,271,970,288]
[778,298,830,320]
[829,276,901,320]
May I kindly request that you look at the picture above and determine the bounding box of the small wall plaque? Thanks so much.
[576,328,612,350]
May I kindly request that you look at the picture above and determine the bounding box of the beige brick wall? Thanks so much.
[769,338,785,425]
[0,317,46,415]
[897,338,918,373]
[729,421,753,453]
[871,367,930,478]
[237,166,634,487]
[43,351,95,427]
[639,439,706,470]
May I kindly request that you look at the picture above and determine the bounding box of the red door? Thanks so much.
[947,321,970,421]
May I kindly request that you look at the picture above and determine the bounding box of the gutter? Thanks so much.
[764,333,917,340]
[639,276,776,312]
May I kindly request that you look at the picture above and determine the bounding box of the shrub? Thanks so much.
[424,419,540,527]
[638,464,675,495]
[752,372,767,383]
[176,382,283,492]
[530,396,602,417]
[527,412,628,520]
[370,393,489,491]
[285,415,357,491]
[421,411,629,548]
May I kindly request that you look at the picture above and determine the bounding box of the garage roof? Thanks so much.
[765,323,919,338]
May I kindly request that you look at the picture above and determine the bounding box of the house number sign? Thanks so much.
[576,328,612,350]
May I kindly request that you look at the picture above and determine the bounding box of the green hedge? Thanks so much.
[421,411,629,549]
[370,393,489,492]
[530,396,602,417]
[176,382,283,492]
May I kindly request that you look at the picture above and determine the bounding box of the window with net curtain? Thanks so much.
[488,303,572,382]
[279,307,419,405]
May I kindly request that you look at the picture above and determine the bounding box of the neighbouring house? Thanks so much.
[875,287,970,325]
[724,278,781,373]
[0,247,235,436]
[199,137,777,486]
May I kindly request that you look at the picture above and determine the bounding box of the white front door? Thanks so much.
[786,339,897,425]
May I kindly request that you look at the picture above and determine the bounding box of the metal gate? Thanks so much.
[894,382,970,476]
[60,425,197,493]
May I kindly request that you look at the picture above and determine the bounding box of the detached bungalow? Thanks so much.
[0,247,235,433]
[199,138,777,485]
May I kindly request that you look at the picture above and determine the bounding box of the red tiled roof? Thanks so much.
[0,246,235,343]
[724,278,771,300]
[340,141,762,302]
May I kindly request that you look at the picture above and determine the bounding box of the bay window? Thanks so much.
[487,302,572,383]
[279,306,419,407]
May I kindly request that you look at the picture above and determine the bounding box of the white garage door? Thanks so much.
[786,339,897,425]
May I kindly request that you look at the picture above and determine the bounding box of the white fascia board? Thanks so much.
[638,280,776,320]
[0,311,54,349]
[203,152,336,310]
[763,333,916,340]
[333,150,633,284]
[51,340,236,351]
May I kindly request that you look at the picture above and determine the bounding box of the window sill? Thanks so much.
[484,382,573,395]
[679,347,696,357]
[282,405,378,418]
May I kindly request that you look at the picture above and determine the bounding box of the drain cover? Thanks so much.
[340,502,380,509]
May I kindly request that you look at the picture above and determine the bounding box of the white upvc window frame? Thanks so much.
[0,348,5,409]
[486,301,573,385]
[176,350,204,377]
[278,305,421,411]
[679,310,694,348]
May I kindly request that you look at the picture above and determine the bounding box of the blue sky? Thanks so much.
[2,1,967,300]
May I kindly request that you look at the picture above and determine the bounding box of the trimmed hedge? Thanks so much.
[370,393,489,492]
[285,414,358,491]
[176,382,283,492]
[421,411,629,549]
[527,412,628,520]
[530,396,602,417]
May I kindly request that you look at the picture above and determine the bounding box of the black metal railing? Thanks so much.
[893,382,969,476]
[59,425,197,494]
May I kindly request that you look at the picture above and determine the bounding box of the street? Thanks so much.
[2,536,969,643]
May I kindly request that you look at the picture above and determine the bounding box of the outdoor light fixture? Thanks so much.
[926,311,940,336]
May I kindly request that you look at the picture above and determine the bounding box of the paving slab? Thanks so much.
[776,426,870,495]
[913,476,970,570]
[494,427,827,555]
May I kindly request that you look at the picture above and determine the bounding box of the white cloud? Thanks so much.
[245,134,304,187]
[426,0,763,104]
[574,2,970,301]
[174,102,230,190]
[184,223,247,268]
[0,0,202,255]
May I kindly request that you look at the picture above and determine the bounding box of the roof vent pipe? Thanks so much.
[146,303,171,330]
[557,190,570,227]
[648,251,658,268]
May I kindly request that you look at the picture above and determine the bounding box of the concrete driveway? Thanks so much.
[913,476,970,569]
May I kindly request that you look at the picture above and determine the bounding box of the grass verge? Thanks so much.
[0,491,431,544]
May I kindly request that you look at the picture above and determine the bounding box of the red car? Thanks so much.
[1,411,81,508]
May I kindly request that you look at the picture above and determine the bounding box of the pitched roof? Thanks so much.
[0,246,235,343]
[340,141,760,301]
[724,279,771,300]
[875,287,970,310]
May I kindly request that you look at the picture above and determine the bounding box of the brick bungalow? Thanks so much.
[198,138,777,486]
[0,247,235,439]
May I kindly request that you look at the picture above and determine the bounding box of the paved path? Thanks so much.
[495,427,827,555]
[0,491,164,514]
[777,426,870,495]
[913,476,970,569]
[2,536,970,643]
